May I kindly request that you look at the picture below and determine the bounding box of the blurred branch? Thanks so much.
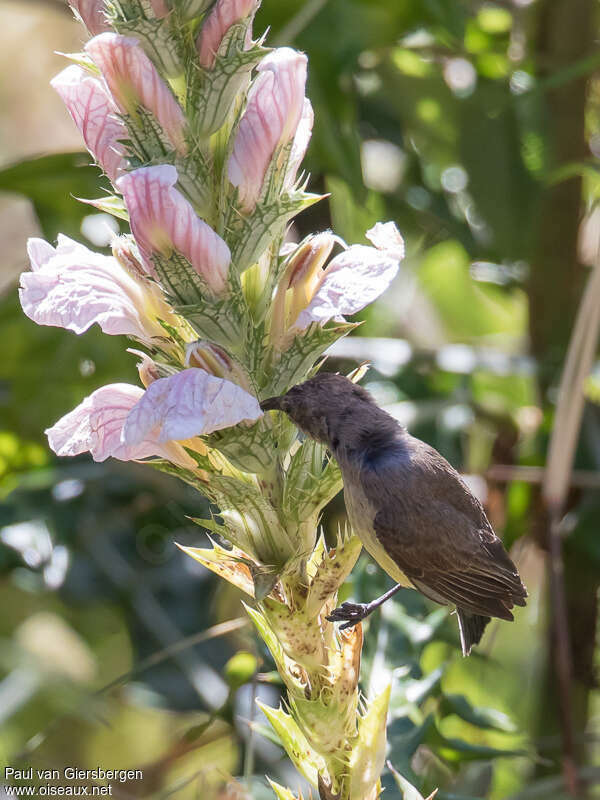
[81,521,229,710]
[543,259,600,508]
[487,465,600,489]
[99,617,248,695]
[537,253,600,796]
[526,0,597,792]
[272,0,330,45]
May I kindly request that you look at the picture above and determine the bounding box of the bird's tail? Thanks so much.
[456,610,491,656]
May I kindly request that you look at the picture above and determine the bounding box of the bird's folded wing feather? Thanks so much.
[362,437,527,619]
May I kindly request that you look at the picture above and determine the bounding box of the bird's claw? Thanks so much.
[326,601,371,630]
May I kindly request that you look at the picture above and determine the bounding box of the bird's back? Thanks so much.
[337,427,527,622]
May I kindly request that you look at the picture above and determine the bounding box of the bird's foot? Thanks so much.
[326,601,373,630]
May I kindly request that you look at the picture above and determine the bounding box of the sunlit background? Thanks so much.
[1,1,599,798]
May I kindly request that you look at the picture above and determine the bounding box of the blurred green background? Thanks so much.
[1,0,599,798]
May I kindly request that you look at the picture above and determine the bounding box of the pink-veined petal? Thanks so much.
[68,0,111,35]
[197,0,259,69]
[228,47,307,211]
[51,65,128,183]
[122,368,263,446]
[284,98,314,189]
[85,33,187,155]
[46,383,196,468]
[292,244,401,331]
[116,165,231,294]
[20,235,172,343]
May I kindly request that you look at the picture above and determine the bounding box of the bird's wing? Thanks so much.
[361,437,527,620]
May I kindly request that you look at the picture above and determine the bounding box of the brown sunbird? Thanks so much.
[261,373,527,655]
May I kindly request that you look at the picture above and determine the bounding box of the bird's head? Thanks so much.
[260,373,376,447]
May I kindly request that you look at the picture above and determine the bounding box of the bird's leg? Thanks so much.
[326,583,404,630]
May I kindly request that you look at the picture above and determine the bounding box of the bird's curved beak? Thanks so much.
[260,396,282,412]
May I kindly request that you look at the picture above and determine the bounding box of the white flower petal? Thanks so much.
[365,221,405,261]
[45,384,196,468]
[293,243,400,331]
[122,368,263,446]
[27,238,56,271]
[19,236,169,343]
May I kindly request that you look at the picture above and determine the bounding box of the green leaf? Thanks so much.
[207,416,277,475]
[403,667,444,705]
[0,153,110,240]
[151,250,207,306]
[229,191,323,274]
[267,780,302,800]
[114,16,182,77]
[177,540,256,597]
[349,684,391,800]
[257,701,327,788]
[177,291,248,352]
[203,475,296,566]
[387,760,438,800]
[189,24,265,136]
[283,439,343,523]
[424,722,527,763]
[263,320,358,396]
[418,240,527,341]
[77,194,129,221]
[305,529,362,616]
[123,106,174,163]
[440,693,517,733]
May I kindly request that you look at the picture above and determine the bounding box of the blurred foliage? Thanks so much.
[2,0,600,798]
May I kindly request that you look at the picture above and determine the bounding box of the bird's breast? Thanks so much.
[342,474,413,589]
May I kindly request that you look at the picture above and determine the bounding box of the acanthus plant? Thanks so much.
[20,1,406,797]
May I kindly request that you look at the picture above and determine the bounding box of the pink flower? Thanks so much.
[20,234,176,344]
[284,98,314,189]
[116,165,231,295]
[148,0,170,17]
[51,65,128,183]
[292,222,405,331]
[46,384,196,468]
[197,0,259,69]
[85,33,187,155]
[122,368,263,445]
[68,0,111,35]
[228,47,307,211]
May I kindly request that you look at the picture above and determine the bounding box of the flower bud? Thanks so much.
[185,341,250,389]
[116,165,231,295]
[111,235,147,278]
[270,232,336,347]
[286,232,335,311]
[51,65,128,183]
[228,47,307,211]
[197,0,259,69]
[68,0,111,35]
[85,33,187,155]
[127,349,162,387]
